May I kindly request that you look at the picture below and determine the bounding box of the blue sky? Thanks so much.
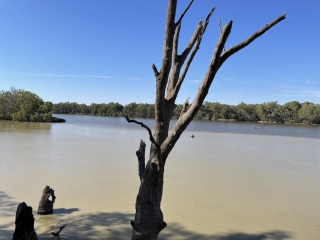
[0,0,319,105]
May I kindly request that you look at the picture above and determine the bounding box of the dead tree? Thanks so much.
[13,202,38,240]
[125,0,286,239]
[37,186,56,215]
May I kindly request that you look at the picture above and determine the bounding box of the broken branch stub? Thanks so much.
[136,140,146,182]
[37,186,56,215]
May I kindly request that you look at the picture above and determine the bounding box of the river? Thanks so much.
[0,114,319,239]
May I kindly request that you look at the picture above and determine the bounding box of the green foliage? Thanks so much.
[2,87,319,125]
[51,100,320,125]
[298,102,320,124]
[0,88,55,122]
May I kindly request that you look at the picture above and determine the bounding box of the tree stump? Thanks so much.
[13,202,38,240]
[37,186,56,215]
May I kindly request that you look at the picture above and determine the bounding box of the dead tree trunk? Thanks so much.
[13,202,38,240]
[37,186,56,215]
[125,0,286,239]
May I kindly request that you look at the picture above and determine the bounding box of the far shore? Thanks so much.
[1,116,66,123]
[52,113,319,126]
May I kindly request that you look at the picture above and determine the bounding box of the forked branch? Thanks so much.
[163,13,286,160]
[171,7,215,100]
[155,0,177,128]
[220,13,287,65]
[167,19,203,98]
[125,116,160,149]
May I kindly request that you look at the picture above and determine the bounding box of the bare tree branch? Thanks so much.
[152,64,160,78]
[171,7,215,101]
[218,18,226,52]
[162,14,287,160]
[179,19,203,63]
[166,19,203,99]
[176,0,194,26]
[220,13,286,65]
[154,0,177,147]
[161,21,233,160]
[125,116,160,149]
[180,97,190,116]
[172,22,182,65]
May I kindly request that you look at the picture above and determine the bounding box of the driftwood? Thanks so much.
[37,186,56,215]
[51,220,66,237]
[13,202,38,240]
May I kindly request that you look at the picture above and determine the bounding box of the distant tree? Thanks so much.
[146,104,155,118]
[209,102,222,120]
[298,102,320,124]
[39,101,53,114]
[282,101,301,123]
[124,1,286,239]
[123,102,138,117]
[11,90,44,121]
[106,102,124,116]
[265,101,279,122]
[89,103,99,115]
[0,87,20,119]
[79,103,90,114]
[235,102,257,121]
[256,103,268,121]
[0,88,60,122]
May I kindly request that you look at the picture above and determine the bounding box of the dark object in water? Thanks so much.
[12,121,14,124]
[38,186,56,215]
[13,202,38,240]
[51,220,66,236]
[191,134,195,138]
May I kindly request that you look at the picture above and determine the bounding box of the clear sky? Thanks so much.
[0,0,319,106]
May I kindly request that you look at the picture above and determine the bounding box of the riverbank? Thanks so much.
[53,113,319,126]
[49,116,66,123]
[1,116,66,123]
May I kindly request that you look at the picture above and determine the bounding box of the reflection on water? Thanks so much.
[1,121,52,133]
[0,115,319,239]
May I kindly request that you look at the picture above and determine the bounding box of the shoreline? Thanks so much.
[52,113,319,126]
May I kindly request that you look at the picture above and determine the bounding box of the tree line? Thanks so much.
[0,87,63,122]
[1,87,319,124]
[53,100,320,125]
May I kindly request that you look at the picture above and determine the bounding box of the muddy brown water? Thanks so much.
[1,115,319,239]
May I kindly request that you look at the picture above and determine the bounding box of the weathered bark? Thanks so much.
[127,0,286,239]
[136,140,146,182]
[13,202,38,240]
[37,186,56,215]
[180,97,190,117]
